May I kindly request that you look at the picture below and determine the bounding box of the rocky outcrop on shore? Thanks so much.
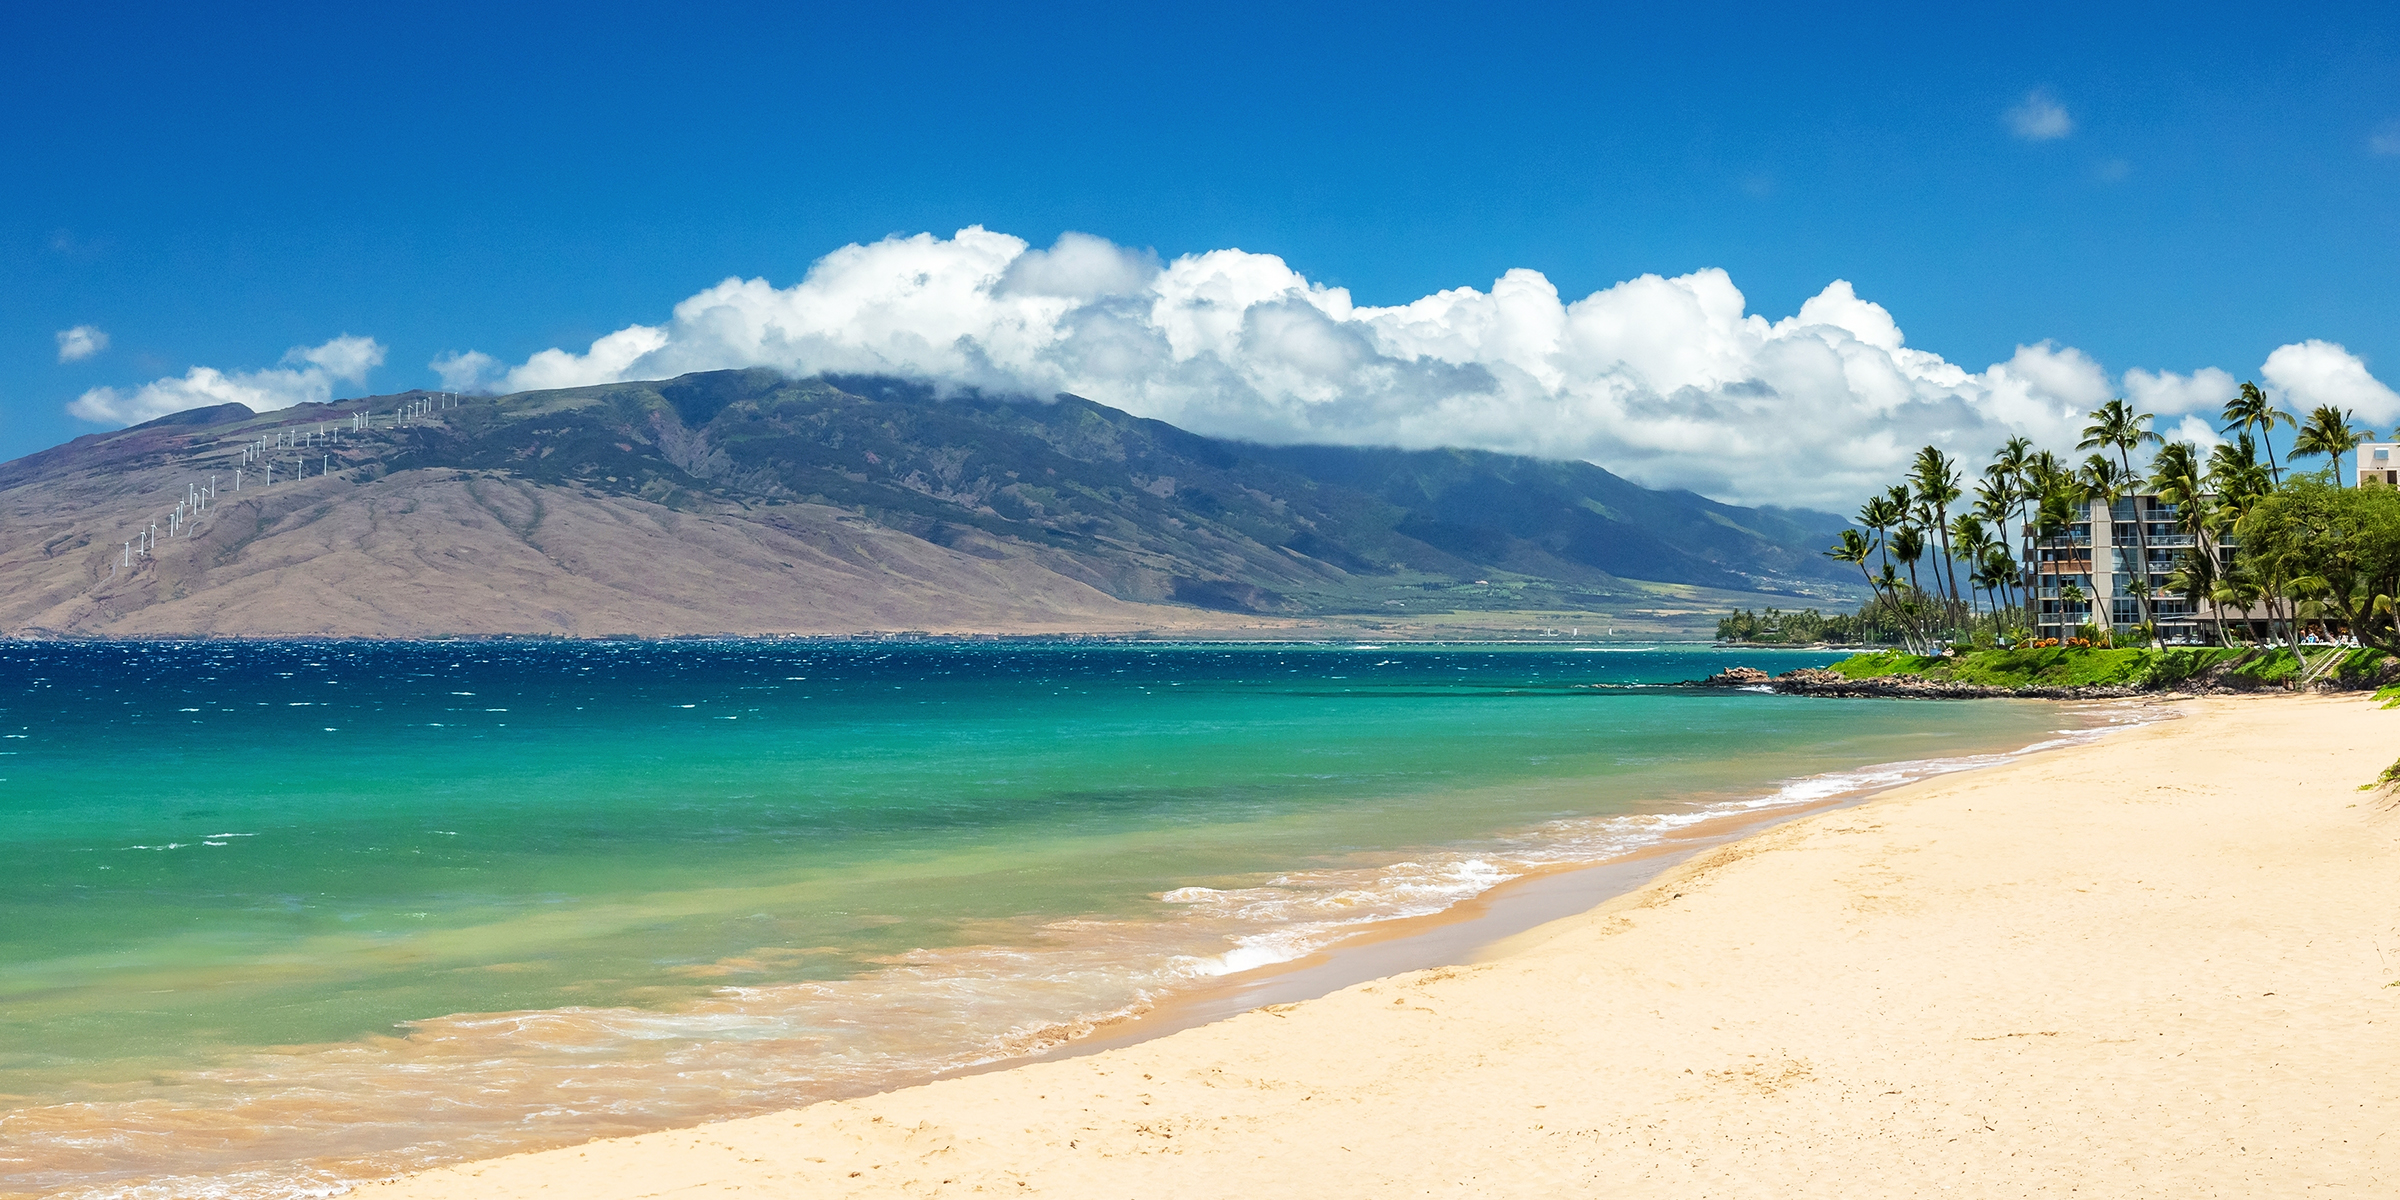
[1693,666,1774,687]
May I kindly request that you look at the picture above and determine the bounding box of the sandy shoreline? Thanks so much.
[363,694,2399,1197]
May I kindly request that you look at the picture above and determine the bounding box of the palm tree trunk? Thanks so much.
[1901,559,1927,649]
[1936,504,1961,609]
[2118,450,2155,629]
[1856,564,1908,652]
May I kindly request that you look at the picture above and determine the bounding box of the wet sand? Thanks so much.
[360,692,2400,1196]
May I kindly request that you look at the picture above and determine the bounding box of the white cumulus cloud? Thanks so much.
[2122,366,2237,448]
[2261,339,2400,427]
[419,229,2117,508]
[412,227,2400,511]
[55,325,109,363]
[69,335,386,426]
[430,349,501,391]
[2006,89,2074,141]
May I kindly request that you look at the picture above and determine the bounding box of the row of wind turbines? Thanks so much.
[105,392,467,580]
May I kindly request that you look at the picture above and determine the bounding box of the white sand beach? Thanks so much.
[364,694,2400,1197]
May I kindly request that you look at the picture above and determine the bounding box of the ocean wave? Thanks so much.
[17,703,2149,1200]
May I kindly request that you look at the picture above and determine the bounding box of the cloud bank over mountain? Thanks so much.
[69,336,384,427]
[68,229,2396,510]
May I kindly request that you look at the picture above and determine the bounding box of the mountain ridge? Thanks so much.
[0,369,1859,638]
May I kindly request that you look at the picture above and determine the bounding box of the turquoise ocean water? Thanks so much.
[0,640,2094,1197]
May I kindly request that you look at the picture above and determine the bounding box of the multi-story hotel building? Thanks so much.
[2025,447,2395,643]
[2025,495,2208,643]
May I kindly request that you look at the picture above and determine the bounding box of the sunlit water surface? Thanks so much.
[0,640,2099,1197]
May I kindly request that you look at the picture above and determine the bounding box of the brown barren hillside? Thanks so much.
[0,372,1857,639]
[0,468,1248,639]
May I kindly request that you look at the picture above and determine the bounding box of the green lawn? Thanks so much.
[1819,645,2381,690]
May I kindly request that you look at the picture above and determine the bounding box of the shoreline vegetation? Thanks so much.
[362,695,2400,1197]
[1727,387,2400,657]
[1702,643,2400,699]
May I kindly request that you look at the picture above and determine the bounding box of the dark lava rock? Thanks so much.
[1768,667,2143,701]
[1694,666,1774,687]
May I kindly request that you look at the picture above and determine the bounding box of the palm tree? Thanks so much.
[2292,405,2363,486]
[1971,482,2019,614]
[2079,455,2134,635]
[1911,445,1965,617]
[1882,485,1916,581]
[1857,494,1902,575]
[2207,433,2270,513]
[1828,529,1916,652]
[1871,562,1914,648]
[1980,543,2023,640]
[1825,528,1877,604]
[2164,550,2225,647]
[1989,436,2036,590]
[2149,440,2217,644]
[2029,481,2083,640]
[2059,579,2090,640]
[2221,381,2296,485]
[2211,565,2266,647]
[2079,399,2164,628]
[2204,433,2299,646]
[1890,523,1928,612]
[1950,514,1991,621]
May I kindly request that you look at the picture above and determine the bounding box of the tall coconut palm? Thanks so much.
[2207,433,2270,512]
[1989,436,2036,582]
[1825,528,1879,626]
[2079,455,2135,635]
[2079,399,2164,627]
[2032,449,2073,528]
[2025,449,2067,497]
[2211,565,2266,647]
[1910,445,1965,616]
[2149,441,2218,644]
[2059,579,2090,640]
[1889,523,1927,605]
[2292,404,2363,486]
[1889,522,1933,650]
[1971,481,2019,615]
[2164,550,2225,646]
[1950,514,1991,621]
[1857,494,1902,575]
[2220,381,2296,485]
[1980,543,2023,638]
[2204,434,2288,647]
[2031,486,2082,639]
[1827,529,1916,652]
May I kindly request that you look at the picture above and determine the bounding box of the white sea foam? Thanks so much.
[24,704,2153,1200]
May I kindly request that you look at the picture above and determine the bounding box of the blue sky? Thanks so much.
[7,1,2397,505]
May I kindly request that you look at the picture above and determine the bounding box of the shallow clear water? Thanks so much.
[0,640,2085,1197]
